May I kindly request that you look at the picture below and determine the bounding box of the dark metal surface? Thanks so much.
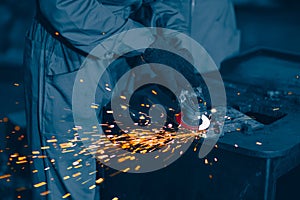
[218,48,300,159]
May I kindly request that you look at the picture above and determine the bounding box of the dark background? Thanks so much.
[0,0,300,199]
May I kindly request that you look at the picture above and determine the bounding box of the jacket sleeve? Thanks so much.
[147,0,189,34]
[38,0,143,54]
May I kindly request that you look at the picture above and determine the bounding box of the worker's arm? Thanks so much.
[147,0,189,34]
[38,0,143,54]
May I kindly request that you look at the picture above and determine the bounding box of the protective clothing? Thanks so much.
[24,1,188,199]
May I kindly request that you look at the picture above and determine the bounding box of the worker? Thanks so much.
[24,0,239,199]
[24,1,188,199]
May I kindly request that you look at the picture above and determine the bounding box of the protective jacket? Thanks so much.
[24,1,187,199]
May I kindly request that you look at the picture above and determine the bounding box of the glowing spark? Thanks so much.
[40,191,51,196]
[59,143,73,149]
[38,155,47,159]
[121,105,127,110]
[122,168,130,173]
[3,117,8,122]
[89,185,96,190]
[90,105,99,109]
[0,174,11,179]
[62,193,71,199]
[34,182,47,188]
[10,153,19,158]
[211,108,217,113]
[14,126,21,131]
[47,139,57,143]
[72,172,82,178]
[152,90,157,95]
[96,178,104,184]
[16,160,28,164]
[256,141,262,146]
[204,159,208,165]
[89,171,97,175]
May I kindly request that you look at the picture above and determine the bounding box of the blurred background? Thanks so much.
[0,0,300,199]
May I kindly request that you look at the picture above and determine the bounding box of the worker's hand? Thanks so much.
[143,29,193,63]
[140,29,210,131]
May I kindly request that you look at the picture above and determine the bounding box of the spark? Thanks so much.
[34,182,47,188]
[211,108,217,113]
[204,159,208,164]
[14,126,21,131]
[62,193,71,199]
[96,178,104,184]
[47,139,58,143]
[10,153,19,158]
[89,171,97,175]
[40,191,51,196]
[60,143,73,149]
[0,174,11,179]
[82,179,92,185]
[89,185,96,190]
[256,141,262,146]
[72,172,81,178]
[32,151,40,155]
[3,117,8,122]
[152,90,157,95]
[16,160,28,164]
